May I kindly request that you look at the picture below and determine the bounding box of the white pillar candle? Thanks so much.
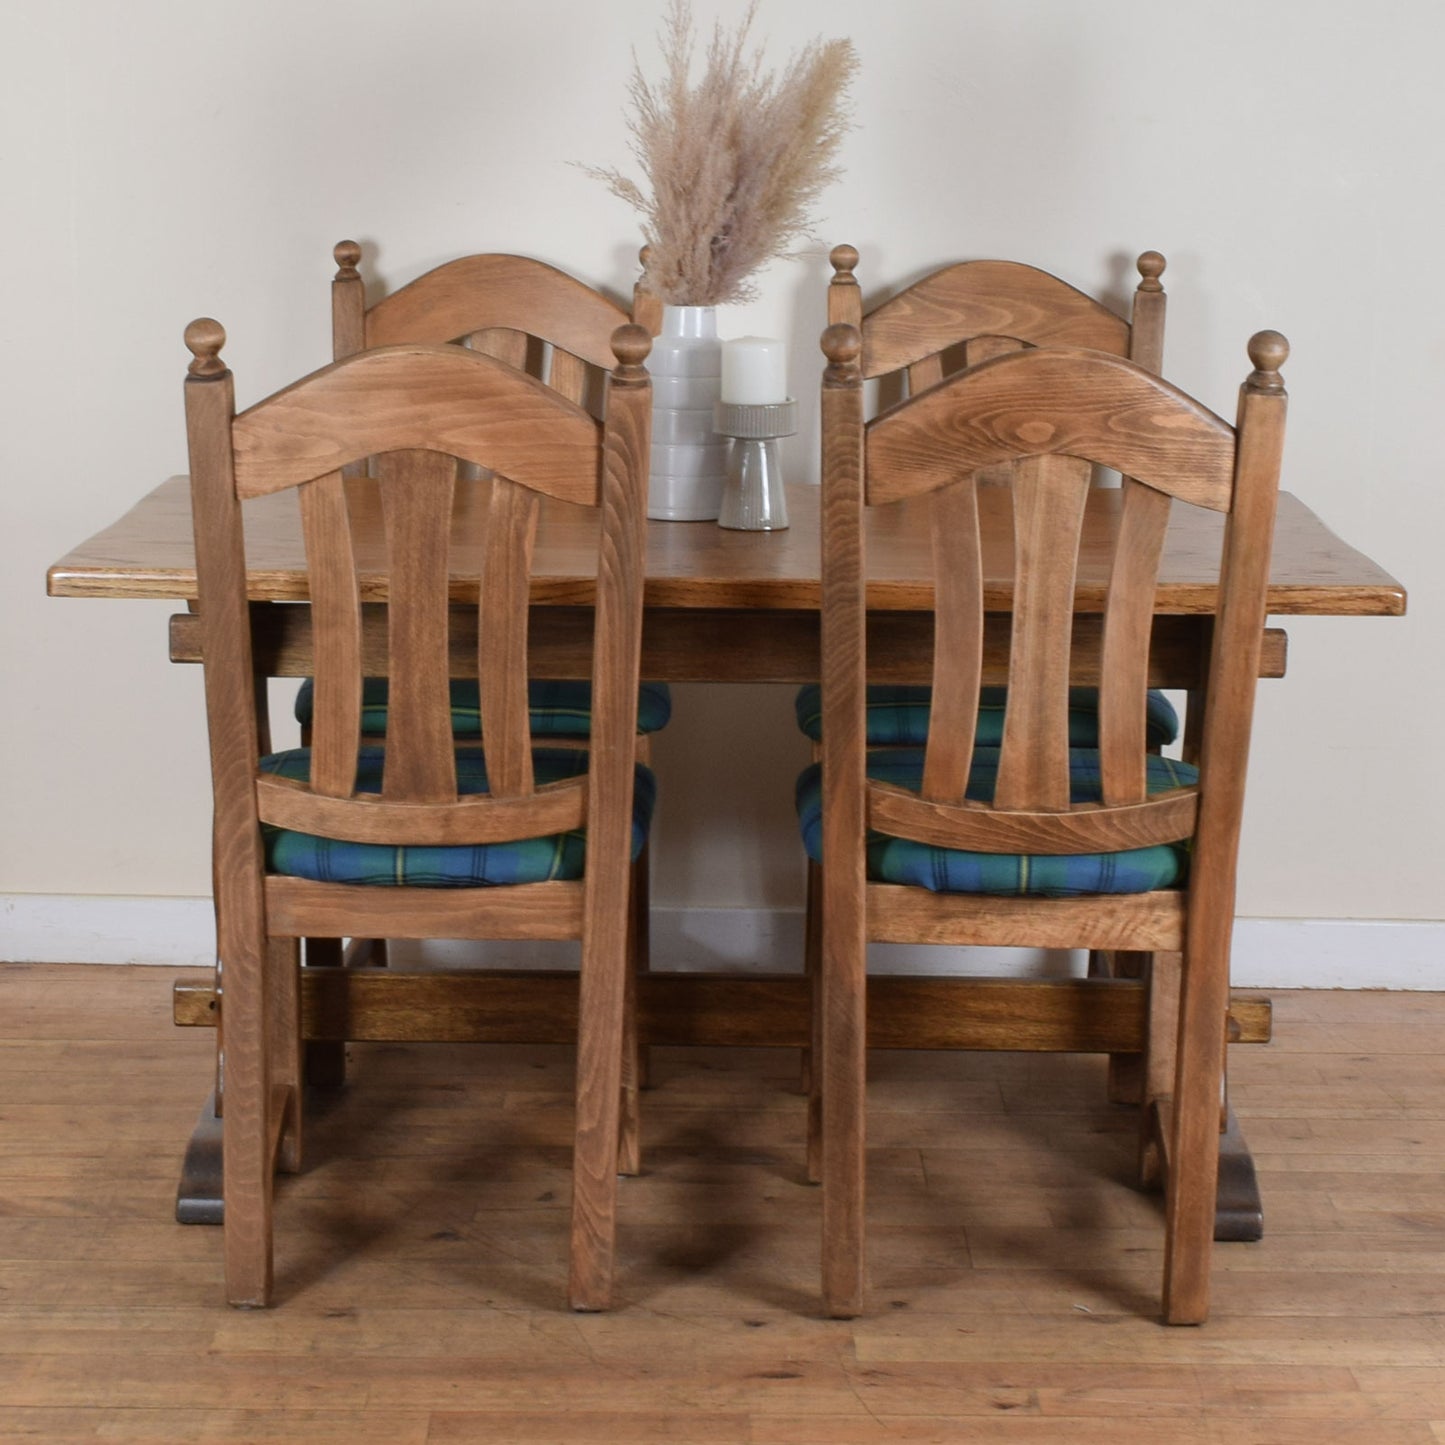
[721,336,788,404]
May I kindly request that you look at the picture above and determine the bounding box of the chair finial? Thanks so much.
[184,318,227,378]
[1246,330,1288,392]
[611,322,652,377]
[333,239,361,280]
[821,322,862,381]
[830,244,859,282]
[1136,250,1166,293]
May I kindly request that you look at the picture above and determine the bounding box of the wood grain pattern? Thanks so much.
[363,253,631,366]
[231,345,602,505]
[859,258,1132,378]
[866,349,1237,511]
[50,478,1406,620]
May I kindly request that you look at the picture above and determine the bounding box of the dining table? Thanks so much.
[47,475,1406,1236]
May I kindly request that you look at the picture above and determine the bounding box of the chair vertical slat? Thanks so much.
[1098,479,1172,805]
[967,336,1026,487]
[921,478,983,804]
[905,354,944,397]
[996,453,1092,811]
[964,335,1022,366]
[377,449,457,803]
[297,473,363,798]
[477,477,541,798]
[470,327,529,370]
[547,348,589,407]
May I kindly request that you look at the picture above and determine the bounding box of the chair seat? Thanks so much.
[796,747,1198,897]
[294,678,674,739]
[259,746,655,886]
[793,684,1179,749]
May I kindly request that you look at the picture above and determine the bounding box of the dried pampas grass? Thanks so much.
[588,1,857,307]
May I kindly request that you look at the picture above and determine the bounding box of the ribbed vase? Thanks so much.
[646,305,729,521]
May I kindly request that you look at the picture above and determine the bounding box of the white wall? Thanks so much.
[3,1,1440,966]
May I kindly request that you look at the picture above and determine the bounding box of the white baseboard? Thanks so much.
[2,895,1441,990]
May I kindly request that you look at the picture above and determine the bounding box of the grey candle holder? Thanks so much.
[712,399,797,531]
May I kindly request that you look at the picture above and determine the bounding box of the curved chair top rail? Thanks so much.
[232,344,603,506]
[855,260,1133,379]
[865,346,1235,512]
[363,254,632,368]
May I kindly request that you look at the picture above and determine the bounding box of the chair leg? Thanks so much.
[617,870,642,1178]
[632,838,652,1090]
[222,932,275,1308]
[569,894,630,1312]
[804,859,823,1185]
[1138,950,1182,1189]
[820,867,867,1320]
[269,937,303,1175]
[1162,938,1229,1325]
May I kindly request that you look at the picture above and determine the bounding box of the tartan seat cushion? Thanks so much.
[793,684,1180,749]
[294,678,673,739]
[796,747,1198,897]
[258,746,655,886]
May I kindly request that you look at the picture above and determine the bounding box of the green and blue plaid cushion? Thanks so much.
[258,746,655,887]
[796,747,1198,897]
[793,685,1180,750]
[294,678,673,740]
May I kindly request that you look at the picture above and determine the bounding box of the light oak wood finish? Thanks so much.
[815,326,1292,1324]
[6,964,1445,1443]
[182,317,652,1310]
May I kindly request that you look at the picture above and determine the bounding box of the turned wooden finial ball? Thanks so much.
[830,244,859,278]
[1248,330,1289,374]
[333,239,362,274]
[1136,250,1166,287]
[611,322,653,372]
[184,318,227,377]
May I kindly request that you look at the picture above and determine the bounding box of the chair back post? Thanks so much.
[1165,329,1288,1322]
[332,241,368,479]
[818,320,868,1320]
[827,244,863,330]
[331,240,366,360]
[182,317,275,1307]
[568,322,652,1312]
[1129,250,1168,373]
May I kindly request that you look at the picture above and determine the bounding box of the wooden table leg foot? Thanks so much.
[175,1089,224,1225]
[1213,1107,1263,1242]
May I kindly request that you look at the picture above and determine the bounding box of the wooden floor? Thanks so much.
[3,965,1445,1442]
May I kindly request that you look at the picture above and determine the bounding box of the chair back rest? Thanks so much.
[819,325,1288,864]
[332,242,660,409]
[182,320,652,857]
[827,244,1167,398]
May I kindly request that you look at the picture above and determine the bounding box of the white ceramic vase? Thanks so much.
[647,305,729,521]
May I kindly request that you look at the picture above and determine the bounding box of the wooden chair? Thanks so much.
[181,315,653,1311]
[799,246,1174,1175]
[807,323,1289,1323]
[300,243,666,1153]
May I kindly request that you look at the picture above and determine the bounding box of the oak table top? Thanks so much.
[48,477,1406,618]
